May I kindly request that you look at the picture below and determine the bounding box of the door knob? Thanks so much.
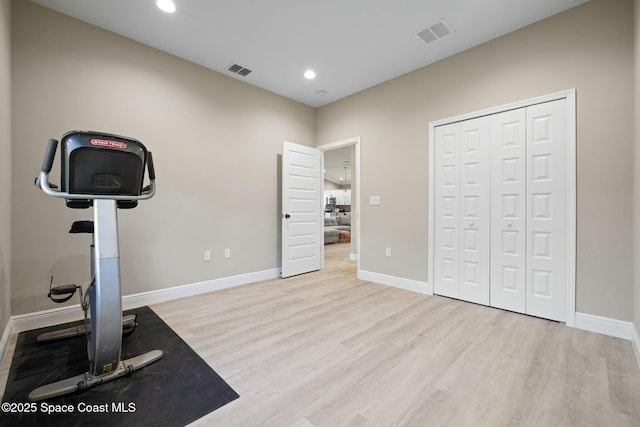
[469,222,475,227]
[284,214,291,219]
[507,221,513,228]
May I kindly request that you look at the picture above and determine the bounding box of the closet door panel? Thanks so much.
[459,117,491,305]
[490,109,526,313]
[526,99,567,321]
[434,123,460,299]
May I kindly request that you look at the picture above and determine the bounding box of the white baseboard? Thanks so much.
[574,312,634,340]
[121,268,280,311]
[10,268,280,334]
[358,269,430,295]
[11,304,85,334]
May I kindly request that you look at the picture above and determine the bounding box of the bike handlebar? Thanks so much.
[147,152,155,180]
[41,139,58,174]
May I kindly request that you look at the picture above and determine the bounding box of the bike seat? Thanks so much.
[69,220,94,234]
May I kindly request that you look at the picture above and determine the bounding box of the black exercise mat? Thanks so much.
[1,306,239,427]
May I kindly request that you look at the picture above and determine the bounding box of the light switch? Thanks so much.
[369,196,381,206]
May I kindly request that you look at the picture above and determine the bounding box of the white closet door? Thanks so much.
[434,123,460,299]
[490,109,527,313]
[459,117,491,305]
[526,99,567,321]
[431,94,571,322]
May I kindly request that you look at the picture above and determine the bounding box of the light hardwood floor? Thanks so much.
[2,243,639,426]
[153,243,640,427]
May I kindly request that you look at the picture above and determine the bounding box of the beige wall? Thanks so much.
[11,1,315,315]
[0,0,10,334]
[7,0,639,326]
[317,0,635,321]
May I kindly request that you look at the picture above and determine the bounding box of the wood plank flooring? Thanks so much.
[152,243,640,427]
[2,243,639,426]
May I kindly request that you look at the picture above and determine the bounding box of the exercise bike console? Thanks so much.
[37,131,155,206]
[31,131,162,402]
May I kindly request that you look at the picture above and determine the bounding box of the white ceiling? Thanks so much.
[30,0,589,108]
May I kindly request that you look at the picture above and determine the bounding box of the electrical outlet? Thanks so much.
[385,247,392,257]
[224,248,231,259]
[204,250,212,262]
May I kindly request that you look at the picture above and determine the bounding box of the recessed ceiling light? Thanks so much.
[156,0,176,13]
[304,69,316,80]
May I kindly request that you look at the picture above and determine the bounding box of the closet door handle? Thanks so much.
[507,221,513,228]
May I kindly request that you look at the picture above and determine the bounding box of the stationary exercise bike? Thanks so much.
[31,130,163,401]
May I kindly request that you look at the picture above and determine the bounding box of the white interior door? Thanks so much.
[490,108,527,312]
[433,123,460,298]
[458,117,491,305]
[281,141,323,278]
[526,99,567,321]
[434,118,490,304]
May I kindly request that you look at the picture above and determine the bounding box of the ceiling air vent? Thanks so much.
[227,63,252,77]
[417,18,454,44]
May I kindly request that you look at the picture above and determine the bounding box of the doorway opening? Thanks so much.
[319,137,360,268]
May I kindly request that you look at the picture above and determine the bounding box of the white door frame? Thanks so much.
[428,89,577,326]
[317,137,361,270]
